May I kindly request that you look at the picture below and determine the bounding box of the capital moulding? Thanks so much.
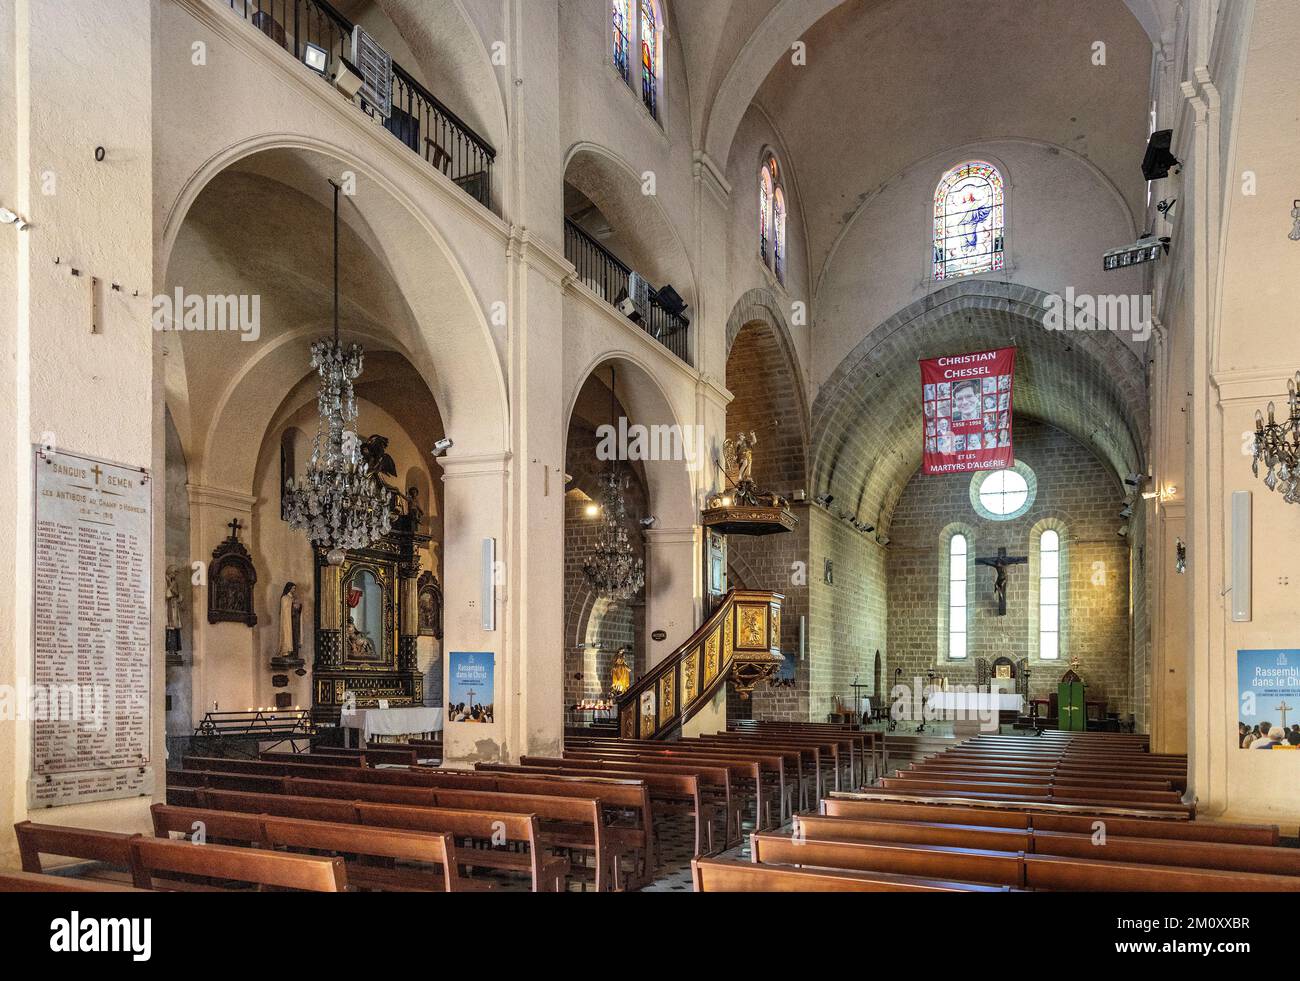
[177,0,509,242]
[512,226,573,287]
[692,151,733,200]
[1211,366,1300,405]
[434,451,512,480]
[186,483,257,511]
[642,527,699,546]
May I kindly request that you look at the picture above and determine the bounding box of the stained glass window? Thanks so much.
[773,187,787,284]
[640,0,659,119]
[612,0,630,83]
[1038,529,1061,660]
[759,163,773,262]
[948,533,968,659]
[934,161,1004,280]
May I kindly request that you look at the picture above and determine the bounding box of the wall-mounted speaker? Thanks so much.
[482,537,497,632]
[1231,491,1251,622]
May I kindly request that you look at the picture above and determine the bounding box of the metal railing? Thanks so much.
[564,219,691,366]
[226,0,495,209]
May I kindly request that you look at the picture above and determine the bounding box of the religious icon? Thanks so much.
[417,571,442,639]
[207,519,257,626]
[610,648,631,695]
[165,566,184,665]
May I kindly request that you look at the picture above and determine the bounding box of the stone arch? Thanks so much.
[724,288,810,495]
[563,142,698,312]
[159,140,508,491]
[812,280,1147,537]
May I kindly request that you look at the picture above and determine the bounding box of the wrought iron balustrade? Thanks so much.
[563,218,692,366]
[225,0,495,209]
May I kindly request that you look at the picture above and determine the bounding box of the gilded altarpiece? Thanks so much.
[311,513,428,723]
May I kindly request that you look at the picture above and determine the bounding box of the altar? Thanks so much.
[927,692,1024,714]
[340,706,444,746]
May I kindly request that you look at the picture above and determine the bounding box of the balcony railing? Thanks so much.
[564,219,692,366]
[225,0,495,209]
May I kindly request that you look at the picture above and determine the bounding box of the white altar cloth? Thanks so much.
[339,707,444,742]
[926,692,1023,713]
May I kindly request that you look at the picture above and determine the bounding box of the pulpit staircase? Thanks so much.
[615,589,784,740]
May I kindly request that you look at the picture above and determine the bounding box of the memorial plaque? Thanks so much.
[29,446,154,807]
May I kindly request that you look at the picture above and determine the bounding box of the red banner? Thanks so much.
[920,347,1015,475]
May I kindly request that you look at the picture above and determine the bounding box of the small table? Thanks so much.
[339,707,444,747]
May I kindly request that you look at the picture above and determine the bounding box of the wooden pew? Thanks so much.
[195,788,570,891]
[129,837,347,892]
[15,821,138,881]
[260,751,365,768]
[824,790,1193,820]
[0,870,150,892]
[317,744,420,766]
[1023,854,1300,892]
[567,737,794,824]
[502,756,733,851]
[260,814,460,891]
[691,857,1010,892]
[794,814,1033,853]
[151,803,462,892]
[178,760,646,889]
[794,813,1300,878]
[732,721,876,786]
[704,732,846,795]
[352,801,572,892]
[750,831,1024,887]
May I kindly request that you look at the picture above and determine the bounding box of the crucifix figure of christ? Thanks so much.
[1278,701,1294,729]
[975,546,1028,616]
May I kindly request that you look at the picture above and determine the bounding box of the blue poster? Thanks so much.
[1237,649,1300,750]
[448,651,494,724]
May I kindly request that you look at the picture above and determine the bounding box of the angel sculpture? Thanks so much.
[715,432,788,509]
[360,433,403,512]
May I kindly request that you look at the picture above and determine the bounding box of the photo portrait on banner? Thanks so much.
[920,346,1015,475]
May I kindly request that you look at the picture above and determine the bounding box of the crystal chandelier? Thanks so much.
[1251,372,1300,504]
[283,180,393,563]
[582,367,645,601]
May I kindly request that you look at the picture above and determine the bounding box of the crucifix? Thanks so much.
[227,518,244,540]
[975,546,1028,616]
[1278,701,1293,729]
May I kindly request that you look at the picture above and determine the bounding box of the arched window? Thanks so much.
[933,161,1004,280]
[948,533,968,659]
[1038,529,1061,660]
[773,187,787,284]
[611,0,630,82]
[759,163,773,263]
[639,0,661,119]
[759,154,787,285]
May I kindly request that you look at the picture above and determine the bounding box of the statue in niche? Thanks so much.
[405,486,425,529]
[165,566,184,665]
[346,620,378,660]
[271,582,306,675]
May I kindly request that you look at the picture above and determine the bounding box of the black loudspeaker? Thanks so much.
[1142,129,1180,181]
[654,284,688,317]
